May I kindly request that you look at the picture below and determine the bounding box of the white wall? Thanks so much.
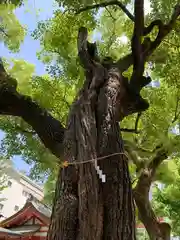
[0,168,44,219]
[20,177,43,200]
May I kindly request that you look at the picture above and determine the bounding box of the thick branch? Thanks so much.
[0,59,65,159]
[143,20,163,36]
[130,0,144,84]
[141,4,180,67]
[116,4,180,79]
[134,148,169,239]
[77,27,94,70]
[134,146,167,196]
[76,1,134,22]
[124,140,154,154]
[148,148,168,175]
[14,125,36,135]
[116,54,133,72]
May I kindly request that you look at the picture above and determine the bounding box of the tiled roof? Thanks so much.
[0,227,21,236]
[32,200,51,218]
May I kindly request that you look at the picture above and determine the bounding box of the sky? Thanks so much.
[1,0,57,174]
[1,0,57,75]
[0,0,151,175]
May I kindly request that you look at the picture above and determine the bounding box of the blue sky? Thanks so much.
[1,0,57,75]
[1,0,57,174]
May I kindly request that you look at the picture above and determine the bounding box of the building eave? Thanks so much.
[0,227,21,236]
[0,201,50,228]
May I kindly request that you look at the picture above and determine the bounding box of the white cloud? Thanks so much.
[144,0,151,15]
[116,35,128,45]
[127,0,152,16]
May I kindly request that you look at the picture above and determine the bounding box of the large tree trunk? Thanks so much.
[47,63,138,239]
[46,25,151,240]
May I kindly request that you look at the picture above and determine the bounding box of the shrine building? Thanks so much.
[0,200,51,240]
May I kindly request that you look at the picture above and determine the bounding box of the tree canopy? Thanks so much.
[1,0,180,238]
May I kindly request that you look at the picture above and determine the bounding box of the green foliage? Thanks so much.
[0,0,23,6]
[55,0,131,10]
[0,158,13,202]
[43,169,58,207]
[136,229,149,240]
[0,59,74,182]
[150,0,178,21]
[0,4,26,51]
[155,160,176,184]
[97,9,132,59]
[32,9,96,85]
[153,158,180,236]
[1,0,180,232]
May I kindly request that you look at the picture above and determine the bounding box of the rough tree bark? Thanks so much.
[0,1,179,240]
[47,25,150,239]
[133,147,171,240]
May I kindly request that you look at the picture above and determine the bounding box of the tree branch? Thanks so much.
[0,27,8,37]
[76,1,134,22]
[129,0,152,93]
[14,125,36,135]
[148,147,168,176]
[172,95,180,123]
[120,128,139,134]
[130,0,145,84]
[0,59,65,159]
[124,140,155,154]
[133,147,169,239]
[116,3,180,80]
[142,4,180,61]
[143,20,163,36]
[77,27,97,70]
[116,54,133,72]
[135,112,141,131]
[120,112,142,134]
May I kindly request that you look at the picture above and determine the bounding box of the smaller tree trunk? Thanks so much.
[47,166,78,240]
[134,153,171,240]
[159,223,171,240]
